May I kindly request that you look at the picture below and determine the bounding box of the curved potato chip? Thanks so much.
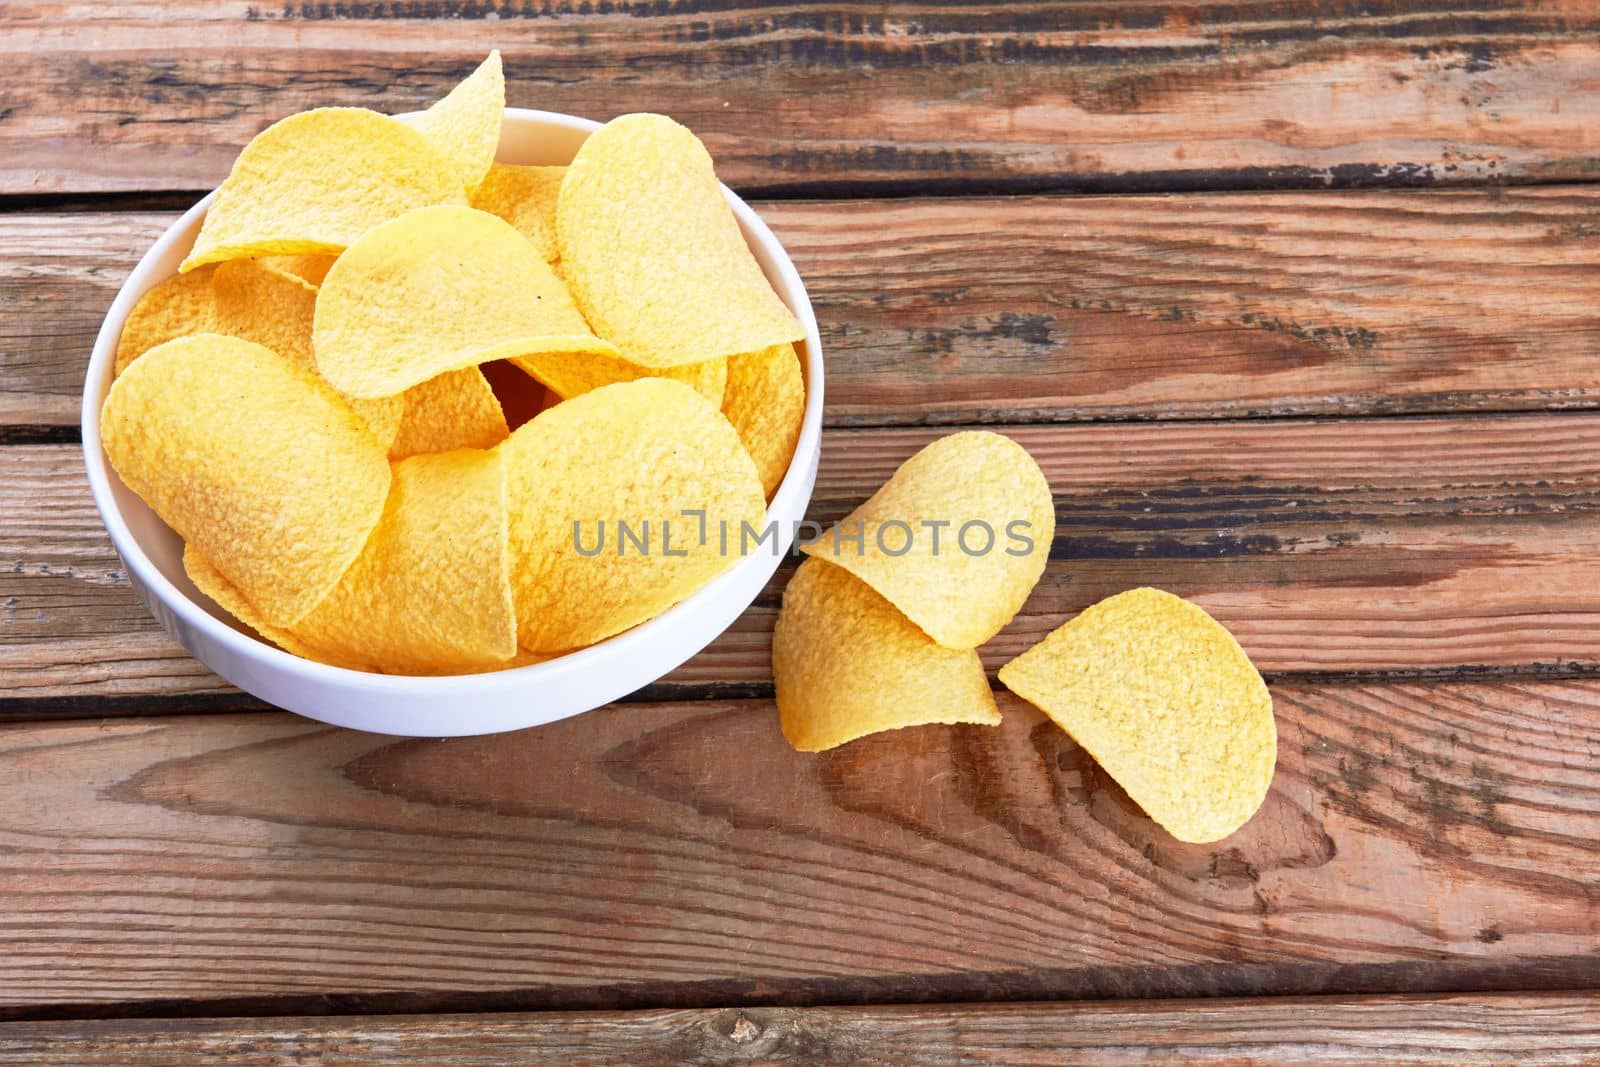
[389,367,509,460]
[113,267,218,377]
[470,162,564,262]
[186,542,541,675]
[411,51,504,194]
[180,108,467,272]
[801,431,1053,649]
[773,557,1000,752]
[212,259,405,453]
[289,448,517,674]
[501,377,765,652]
[723,342,804,500]
[999,588,1276,843]
[257,253,337,287]
[557,113,804,368]
[102,334,390,627]
[314,204,616,399]
[511,350,727,406]
[183,545,367,670]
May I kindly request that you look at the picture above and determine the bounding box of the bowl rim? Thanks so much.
[80,106,825,697]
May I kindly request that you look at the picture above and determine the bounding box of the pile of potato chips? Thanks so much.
[102,53,807,676]
[772,433,1276,843]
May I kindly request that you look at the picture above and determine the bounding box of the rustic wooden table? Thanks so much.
[4,2,1600,1063]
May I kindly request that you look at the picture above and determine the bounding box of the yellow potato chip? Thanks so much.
[723,342,805,499]
[212,259,405,453]
[801,431,1053,649]
[773,557,1000,752]
[186,541,540,675]
[289,448,517,673]
[470,162,564,262]
[314,204,616,399]
[257,253,337,287]
[511,350,727,406]
[180,108,467,272]
[389,367,509,460]
[101,334,390,628]
[113,267,218,377]
[500,377,765,652]
[411,51,504,194]
[557,113,804,368]
[998,588,1277,843]
[182,545,367,670]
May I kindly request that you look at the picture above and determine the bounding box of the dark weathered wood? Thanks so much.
[7,186,1600,431]
[3,1,1599,196]
[10,411,1600,703]
[3,993,1599,1065]
[0,677,1597,1010]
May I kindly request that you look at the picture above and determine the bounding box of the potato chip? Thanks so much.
[801,431,1053,649]
[180,108,466,272]
[470,162,564,262]
[257,253,337,287]
[287,448,517,673]
[389,367,509,460]
[500,377,765,652]
[557,113,804,368]
[186,541,538,675]
[998,588,1276,843]
[411,51,504,194]
[723,342,804,499]
[113,268,218,377]
[773,557,1000,752]
[212,259,405,453]
[314,204,617,399]
[102,334,390,627]
[511,350,727,406]
[183,545,366,670]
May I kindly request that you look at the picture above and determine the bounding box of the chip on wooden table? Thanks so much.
[773,557,1000,752]
[722,342,805,500]
[471,162,565,262]
[180,108,466,272]
[500,377,766,652]
[411,51,504,194]
[801,431,1054,649]
[313,204,616,398]
[511,350,728,406]
[557,113,804,368]
[389,367,509,460]
[100,334,390,628]
[998,587,1277,844]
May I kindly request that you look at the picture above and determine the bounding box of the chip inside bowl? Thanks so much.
[314,204,617,399]
[389,367,509,460]
[101,334,391,628]
[557,113,805,368]
[801,431,1053,649]
[180,108,467,272]
[723,342,805,500]
[410,51,504,194]
[998,588,1277,843]
[511,350,728,406]
[500,377,766,652]
[471,162,565,262]
[773,557,1000,752]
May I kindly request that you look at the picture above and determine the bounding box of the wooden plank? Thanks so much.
[6,186,1600,430]
[11,410,1600,704]
[0,676,1597,1010]
[2,993,1598,1065]
[3,2,1599,196]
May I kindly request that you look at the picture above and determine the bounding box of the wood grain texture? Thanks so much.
[10,411,1600,704]
[3,993,1599,1065]
[7,186,1600,429]
[2,1,1599,196]
[0,675,1598,1010]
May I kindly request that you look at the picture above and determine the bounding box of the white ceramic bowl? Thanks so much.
[82,108,824,738]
